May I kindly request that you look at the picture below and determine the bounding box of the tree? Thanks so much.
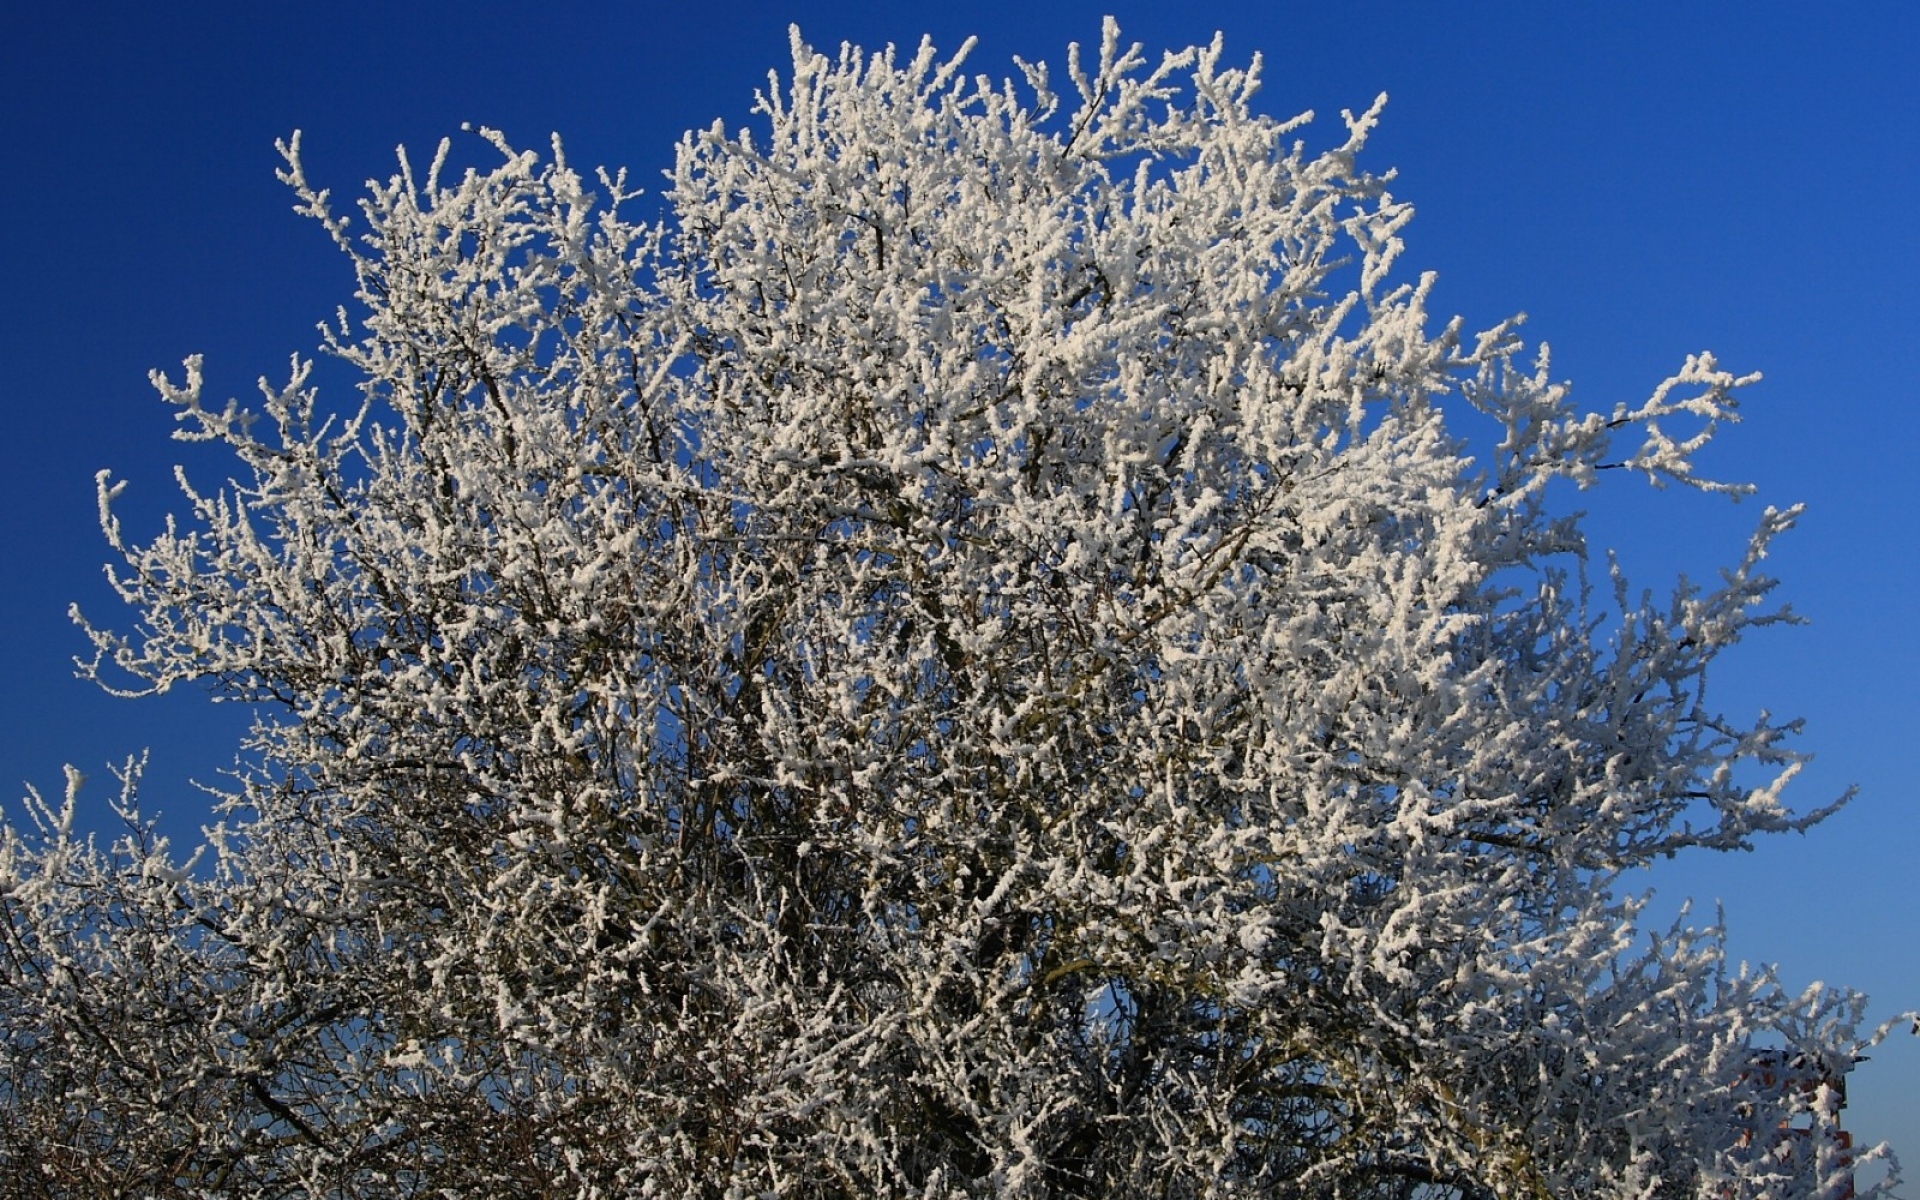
[0,20,1896,1199]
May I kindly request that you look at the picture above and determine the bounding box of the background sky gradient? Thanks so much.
[3,0,1913,1170]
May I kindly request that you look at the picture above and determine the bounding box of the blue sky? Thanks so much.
[3,0,1914,1166]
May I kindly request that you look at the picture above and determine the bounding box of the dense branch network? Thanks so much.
[0,20,1892,1199]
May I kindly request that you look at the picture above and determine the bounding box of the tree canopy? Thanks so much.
[0,22,1892,1199]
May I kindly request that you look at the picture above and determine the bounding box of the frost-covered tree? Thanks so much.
[0,21,1897,1199]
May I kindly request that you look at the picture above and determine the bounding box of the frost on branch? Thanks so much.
[5,21,1895,1199]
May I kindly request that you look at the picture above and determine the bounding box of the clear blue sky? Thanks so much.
[3,0,1914,1167]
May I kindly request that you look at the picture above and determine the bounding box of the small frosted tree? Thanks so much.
[0,21,1897,1199]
